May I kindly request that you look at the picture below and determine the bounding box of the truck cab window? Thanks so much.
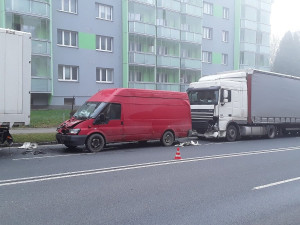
[188,90,219,105]
[102,103,121,120]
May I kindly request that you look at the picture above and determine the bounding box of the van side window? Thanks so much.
[103,103,121,120]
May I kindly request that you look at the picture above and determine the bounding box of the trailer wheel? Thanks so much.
[161,131,175,146]
[86,133,105,152]
[226,125,238,142]
[267,125,276,139]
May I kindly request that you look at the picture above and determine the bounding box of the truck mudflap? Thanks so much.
[56,133,87,146]
[0,126,13,146]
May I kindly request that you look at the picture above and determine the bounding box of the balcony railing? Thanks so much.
[32,39,51,55]
[181,3,202,17]
[181,58,202,70]
[181,31,202,43]
[157,55,180,68]
[156,83,180,92]
[157,0,180,11]
[5,0,50,18]
[31,77,52,93]
[129,52,156,66]
[157,26,180,40]
[129,21,156,36]
[128,82,156,90]
[129,0,155,5]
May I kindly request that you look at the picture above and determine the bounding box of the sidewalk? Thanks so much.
[10,127,57,134]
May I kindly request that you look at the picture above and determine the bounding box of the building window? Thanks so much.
[203,27,213,39]
[60,0,77,14]
[202,51,212,63]
[223,7,229,19]
[58,65,78,81]
[96,36,113,52]
[203,2,213,15]
[222,31,229,42]
[57,29,78,47]
[222,54,228,65]
[96,3,113,21]
[129,71,142,82]
[157,73,169,83]
[96,68,114,83]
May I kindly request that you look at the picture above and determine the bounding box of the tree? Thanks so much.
[272,31,300,76]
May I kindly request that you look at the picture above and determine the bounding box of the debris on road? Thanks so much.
[175,140,200,147]
[18,142,38,149]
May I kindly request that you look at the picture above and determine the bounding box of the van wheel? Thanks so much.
[267,125,276,139]
[86,133,105,152]
[226,125,238,142]
[161,131,174,146]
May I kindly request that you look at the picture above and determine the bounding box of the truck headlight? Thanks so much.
[68,128,80,135]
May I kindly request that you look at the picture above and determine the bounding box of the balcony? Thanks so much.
[240,43,257,52]
[157,27,180,40]
[181,3,202,17]
[157,55,180,68]
[32,39,51,55]
[129,52,156,66]
[130,0,155,5]
[31,77,52,93]
[129,21,156,36]
[157,0,180,11]
[181,31,202,44]
[5,0,50,18]
[181,58,202,70]
[156,83,180,92]
[128,82,156,90]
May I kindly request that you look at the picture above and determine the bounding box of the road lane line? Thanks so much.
[13,153,95,161]
[253,177,300,190]
[2,146,300,187]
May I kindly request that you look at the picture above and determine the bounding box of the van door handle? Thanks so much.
[121,121,123,125]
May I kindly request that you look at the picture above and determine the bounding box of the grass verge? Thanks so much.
[30,109,72,128]
[13,133,57,144]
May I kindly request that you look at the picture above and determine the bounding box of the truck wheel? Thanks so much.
[161,131,174,146]
[226,125,238,142]
[267,125,276,139]
[86,133,105,152]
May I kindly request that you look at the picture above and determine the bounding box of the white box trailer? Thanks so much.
[0,28,31,127]
[187,69,300,141]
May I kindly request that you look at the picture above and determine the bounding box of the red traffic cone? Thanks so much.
[174,147,182,160]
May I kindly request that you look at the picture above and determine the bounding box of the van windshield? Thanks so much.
[188,90,219,105]
[73,102,107,120]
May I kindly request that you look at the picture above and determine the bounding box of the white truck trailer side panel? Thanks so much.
[251,71,300,121]
[0,29,31,126]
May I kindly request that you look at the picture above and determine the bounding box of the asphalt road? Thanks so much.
[1,137,300,225]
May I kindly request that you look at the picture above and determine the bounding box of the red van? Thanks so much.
[56,88,192,152]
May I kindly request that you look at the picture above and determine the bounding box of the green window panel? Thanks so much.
[213,5,222,18]
[78,32,96,50]
[212,52,222,65]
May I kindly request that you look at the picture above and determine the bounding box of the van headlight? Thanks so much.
[68,128,81,135]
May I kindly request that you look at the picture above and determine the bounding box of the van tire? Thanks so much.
[161,131,174,146]
[86,133,105,152]
[266,125,276,139]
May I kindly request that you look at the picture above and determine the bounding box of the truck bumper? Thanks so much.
[56,133,87,146]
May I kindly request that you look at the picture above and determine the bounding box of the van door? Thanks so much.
[94,103,124,142]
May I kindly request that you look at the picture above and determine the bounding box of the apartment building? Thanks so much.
[0,0,272,106]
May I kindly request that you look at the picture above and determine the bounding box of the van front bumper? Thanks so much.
[56,133,87,146]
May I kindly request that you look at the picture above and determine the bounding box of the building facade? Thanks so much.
[0,0,272,107]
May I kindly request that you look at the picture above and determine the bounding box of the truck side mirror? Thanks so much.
[221,89,229,105]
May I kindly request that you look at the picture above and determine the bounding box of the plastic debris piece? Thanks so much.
[18,142,38,149]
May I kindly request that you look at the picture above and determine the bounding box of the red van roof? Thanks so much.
[88,88,188,102]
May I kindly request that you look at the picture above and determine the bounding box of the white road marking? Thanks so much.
[13,153,95,161]
[1,146,300,187]
[253,177,300,190]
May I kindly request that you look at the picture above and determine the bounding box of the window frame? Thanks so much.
[222,30,229,43]
[223,7,229,19]
[202,51,212,64]
[96,68,114,83]
[96,3,113,21]
[60,0,78,14]
[222,53,228,65]
[57,29,78,48]
[58,64,79,82]
[96,35,113,52]
[203,27,213,40]
[203,2,213,15]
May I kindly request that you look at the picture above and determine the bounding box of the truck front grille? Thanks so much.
[191,109,214,134]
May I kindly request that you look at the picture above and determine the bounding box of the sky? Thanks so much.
[271,0,300,38]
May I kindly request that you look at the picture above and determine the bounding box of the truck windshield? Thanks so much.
[188,90,219,105]
[73,102,107,120]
